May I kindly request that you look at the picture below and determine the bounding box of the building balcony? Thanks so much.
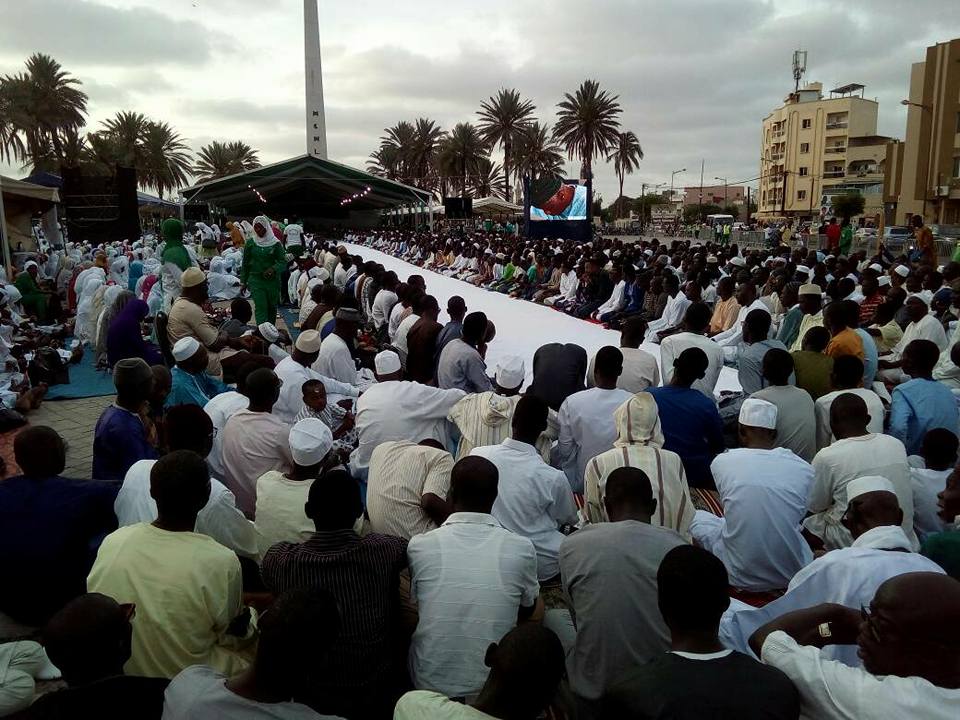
[770,153,784,162]
[824,146,846,154]
[825,122,848,130]
[823,170,845,178]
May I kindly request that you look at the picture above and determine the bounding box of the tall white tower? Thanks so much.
[304,0,328,159]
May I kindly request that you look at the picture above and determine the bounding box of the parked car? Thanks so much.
[882,226,912,240]
[854,227,877,238]
[931,224,960,241]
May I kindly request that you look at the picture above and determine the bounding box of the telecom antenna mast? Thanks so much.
[792,50,808,93]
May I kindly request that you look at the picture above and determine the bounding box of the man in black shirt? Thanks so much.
[528,343,588,412]
[601,545,800,719]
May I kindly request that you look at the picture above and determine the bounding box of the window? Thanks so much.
[313,136,320,142]
[797,190,807,200]
[954,156,960,179]
[313,123,318,129]
[799,167,808,177]
[802,119,812,129]
[956,111,960,133]
[800,142,810,153]
[312,110,319,116]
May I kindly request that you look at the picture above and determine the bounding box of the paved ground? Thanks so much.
[28,395,114,479]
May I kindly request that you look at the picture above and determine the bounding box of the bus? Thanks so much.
[705,214,735,227]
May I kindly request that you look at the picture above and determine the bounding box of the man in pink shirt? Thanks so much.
[222,367,293,517]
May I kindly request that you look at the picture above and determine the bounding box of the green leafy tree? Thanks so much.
[471,157,505,199]
[140,121,193,199]
[722,204,741,220]
[513,122,564,181]
[831,193,865,221]
[438,122,488,197]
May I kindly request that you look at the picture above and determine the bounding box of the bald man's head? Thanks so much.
[859,572,960,684]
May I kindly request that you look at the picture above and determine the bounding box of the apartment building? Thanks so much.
[758,82,888,222]
[896,38,960,225]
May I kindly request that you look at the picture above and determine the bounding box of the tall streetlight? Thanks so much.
[669,168,686,202]
[639,182,666,233]
[714,176,728,206]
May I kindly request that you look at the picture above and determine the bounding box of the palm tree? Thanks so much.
[0,91,25,165]
[513,122,565,182]
[98,111,149,167]
[374,121,417,183]
[606,130,644,218]
[477,88,536,202]
[140,121,193,199]
[552,79,622,180]
[193,140,260,182]
[366,145,399,180]
[438,123,488,196]
[410,118,444,191]
[471,158,505,199]
[0,53,87,171]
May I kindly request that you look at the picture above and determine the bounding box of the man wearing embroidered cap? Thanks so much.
[167,266,257,380]
[254,418,335,557]
[165,336,230,409]
[692,398,815,591]
[788,283,824,352]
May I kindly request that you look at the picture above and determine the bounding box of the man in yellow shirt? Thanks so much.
[88,450,256,679]
[824,301,864,360]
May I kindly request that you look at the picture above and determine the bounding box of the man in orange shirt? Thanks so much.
[709,277,740,335]
[824,301,864,360]
[913,214,936,268]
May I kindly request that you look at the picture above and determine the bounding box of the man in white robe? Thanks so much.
[691,399,814,592]
[721,476,944,667]
[273,330,359,425]
[643,274,690,343]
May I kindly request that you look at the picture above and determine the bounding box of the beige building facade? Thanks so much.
[758,82,887,222]
[896,38,960,226]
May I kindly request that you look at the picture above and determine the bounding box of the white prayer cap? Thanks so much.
[171,336,201,362]
[825,254,835,261]
[375,350,401,375]
[869,263,883,273]
[316,268,330,283]
[738,398,778,430]
[799,283,822,296]
[846,475,897,504]
[878,275,891,287]
[894,265,910,277]
[288,418,333,466]
[495,355,525,390]
[258,322,280,342]
[295,329,321,353]
[729,256,746,267]
[643,249,653,257]
[24,260,38,270]
[795,264,811,275]
[707,255,718,263]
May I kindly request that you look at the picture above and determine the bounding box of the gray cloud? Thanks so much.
[0,0,217,67]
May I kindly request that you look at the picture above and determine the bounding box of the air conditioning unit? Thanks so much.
[937,186,950,197]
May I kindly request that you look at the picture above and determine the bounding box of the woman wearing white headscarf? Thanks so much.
[206,256,242,300]
[109,255,129,287]
[240,215,286,325]
[94,289,134,367]
[582,392,695,539]
[75,267,106,344]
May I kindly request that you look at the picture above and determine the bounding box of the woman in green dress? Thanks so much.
[241,215,286,325]
[15,260,60,322]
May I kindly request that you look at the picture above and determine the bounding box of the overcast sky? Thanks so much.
[1,0,958,203]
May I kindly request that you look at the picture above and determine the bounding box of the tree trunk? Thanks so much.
[618,172,624,219]
[504,140,512,203]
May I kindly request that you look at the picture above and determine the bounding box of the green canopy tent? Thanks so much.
[180,154,432,223]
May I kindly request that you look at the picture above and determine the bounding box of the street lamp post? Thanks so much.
[714,176,728,206]
[639,182,665,233]
[669,168,685,230]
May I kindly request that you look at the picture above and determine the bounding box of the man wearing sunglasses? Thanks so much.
[749,572,960,719]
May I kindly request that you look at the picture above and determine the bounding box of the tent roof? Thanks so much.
[1,176,60,205]
[181,154,432,216]
[137,191,179,209]
[471,196,522,216]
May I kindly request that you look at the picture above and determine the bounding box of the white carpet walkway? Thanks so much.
[345,243,742,394]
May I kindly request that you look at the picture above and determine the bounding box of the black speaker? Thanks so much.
[115,166,141,242]
[62,165,142,243]
[443,196,473,219]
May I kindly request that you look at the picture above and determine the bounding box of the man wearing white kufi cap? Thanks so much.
[350,350,466,478]
[720,474,944,668]
[690,399,815,592]
[273,329,359,425]
[166,337,230,408]
[447,355,551,461]
[254,418,336,557]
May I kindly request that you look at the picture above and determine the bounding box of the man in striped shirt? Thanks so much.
[261,471,408,718]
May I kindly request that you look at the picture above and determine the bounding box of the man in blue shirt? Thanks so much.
[166,336,231,409]
[889,339,959,455]
[93,357,158,482]
[0,426,117,626]
[649,347,725,489]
